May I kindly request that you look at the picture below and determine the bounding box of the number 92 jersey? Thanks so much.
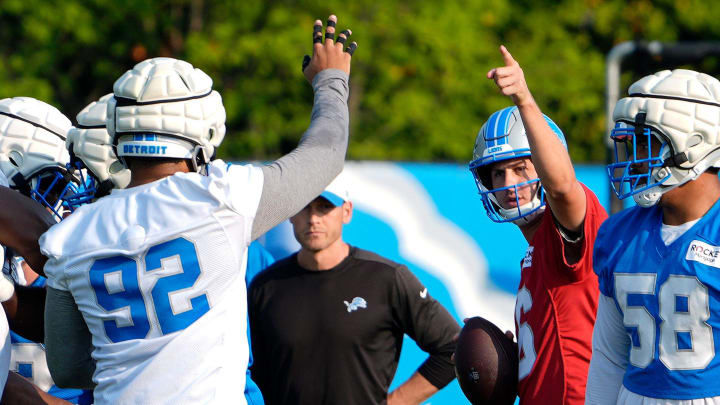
[594,200,720,400]
[39,160,263,404]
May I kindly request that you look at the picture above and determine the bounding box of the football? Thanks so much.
[454,316,518,405]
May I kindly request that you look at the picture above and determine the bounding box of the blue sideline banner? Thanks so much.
[260,161,612,404]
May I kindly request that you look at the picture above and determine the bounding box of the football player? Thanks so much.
[586,69,720,404]
[68,93,274,404]
[0,97,84,404]
[39,14,356,404]
[468,46,607,404]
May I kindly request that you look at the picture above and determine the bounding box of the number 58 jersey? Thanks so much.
[594,200,720,400]
[39,160,263,405]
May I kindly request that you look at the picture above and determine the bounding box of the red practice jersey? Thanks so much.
[515,184,607,405]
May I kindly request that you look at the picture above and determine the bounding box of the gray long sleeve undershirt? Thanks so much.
[252,68,350,240]
[45,68,350,387]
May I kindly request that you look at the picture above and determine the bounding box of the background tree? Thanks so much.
[1,0,719,163]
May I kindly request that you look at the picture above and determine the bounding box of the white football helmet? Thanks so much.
[107,57,226,172]
[66,93,131,196]
[469,106,566,225]
[608,69,720,207]
[0,97,79,219]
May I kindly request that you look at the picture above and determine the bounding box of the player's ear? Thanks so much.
[342,201,353,224]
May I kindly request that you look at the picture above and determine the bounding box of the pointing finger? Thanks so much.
[500,45,515,66]
[486,68,496,79]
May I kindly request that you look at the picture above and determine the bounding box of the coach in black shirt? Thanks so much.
[249,173,460,405]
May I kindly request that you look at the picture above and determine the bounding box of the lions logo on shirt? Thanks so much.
[344,297,367,313]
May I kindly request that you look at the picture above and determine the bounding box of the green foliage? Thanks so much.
[1,0,720,163]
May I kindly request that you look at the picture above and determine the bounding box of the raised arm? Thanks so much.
[487,46,586,232]
[252,15,357,240]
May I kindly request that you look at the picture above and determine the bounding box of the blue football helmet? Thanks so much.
[0,97,83,220]
[469,106,566,224]
[609,69,720,207]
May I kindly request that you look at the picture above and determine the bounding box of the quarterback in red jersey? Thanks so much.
[468,46,608,404]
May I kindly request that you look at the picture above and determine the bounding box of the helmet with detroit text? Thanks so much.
[0,97,81,219]
[469,106,566,225]
[608,69,720,207]
[107,57,226,172]
[66,93,131,203]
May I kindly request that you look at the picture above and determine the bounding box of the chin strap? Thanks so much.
[512,205,545,226]
[10,172,31,196]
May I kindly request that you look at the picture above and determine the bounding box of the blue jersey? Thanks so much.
[594,199,720,399]
[9,277,93,404]
[245,241,275,405]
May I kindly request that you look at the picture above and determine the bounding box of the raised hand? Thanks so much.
[302,14,358,83]
[486,45,532,107]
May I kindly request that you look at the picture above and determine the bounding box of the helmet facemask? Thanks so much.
[62,157,101,210]
[13,165,81,221]
[470,160,545,225]
[607,114,673,207]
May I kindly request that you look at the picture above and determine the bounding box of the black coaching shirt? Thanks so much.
[248,246,460,405]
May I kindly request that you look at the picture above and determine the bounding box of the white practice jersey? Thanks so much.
[40,160,263,405]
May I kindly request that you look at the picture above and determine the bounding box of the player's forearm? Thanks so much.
[387,372,438,405]
[516,99,577,197]
[4,285,46,342]
[252,69,349,240]
[1,371,72,405]
[0,187,53,272]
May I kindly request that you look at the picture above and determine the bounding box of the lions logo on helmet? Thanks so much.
[107,58,226,172]
[0,97,81,220]
[469,106,566,224]
[608,69,720,207]
[66,94,131,205]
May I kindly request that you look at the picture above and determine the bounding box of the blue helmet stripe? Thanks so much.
[485,110,500,147]
[496,107,516,146]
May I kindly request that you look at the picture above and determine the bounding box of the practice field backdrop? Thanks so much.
[258,160,612,404]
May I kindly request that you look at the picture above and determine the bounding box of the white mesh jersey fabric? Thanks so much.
[39,160,263,404]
